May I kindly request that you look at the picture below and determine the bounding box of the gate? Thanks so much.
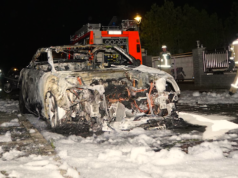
[203,49,229,73]
[171,53,193,81]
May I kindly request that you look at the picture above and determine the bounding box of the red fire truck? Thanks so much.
[70,20,142,64]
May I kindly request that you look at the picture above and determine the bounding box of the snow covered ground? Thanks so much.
[0,99,18,113]
[1,91,238,178]
[0,154,64,178]
[25,113,238,178]
[1,123,238,178]
[0,118,66,178]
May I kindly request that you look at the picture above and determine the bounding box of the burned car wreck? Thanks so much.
[19,45,182,132]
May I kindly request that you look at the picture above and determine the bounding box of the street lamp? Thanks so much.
[134,14,142,24]
[134,14,142,35]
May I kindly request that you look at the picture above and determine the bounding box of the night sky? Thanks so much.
[0,0,236,72]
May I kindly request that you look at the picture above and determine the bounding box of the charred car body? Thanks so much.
[19,45,181,132]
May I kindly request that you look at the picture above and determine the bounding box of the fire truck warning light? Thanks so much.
[108,31,122,35]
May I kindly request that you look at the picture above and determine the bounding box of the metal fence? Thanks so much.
[149,49,232,81]
[203,50,229,72]
[171,53,193,81]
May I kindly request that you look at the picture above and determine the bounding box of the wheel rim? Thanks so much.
[46,92,58,128]
[3,83,12,93]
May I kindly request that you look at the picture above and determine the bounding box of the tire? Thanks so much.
[3,83,12,93]
[45,92,59,128]
[19,89,28,114]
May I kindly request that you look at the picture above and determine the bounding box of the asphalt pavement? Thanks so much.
[0,112,55,157]
[0,83,54,157]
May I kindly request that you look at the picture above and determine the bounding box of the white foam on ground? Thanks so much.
[29,129,36,133]
[65,167,80,178]
[1,98,237,178]
[2,149,24,160]
[188,142,224,159]
[0,154,64,178]
[0,173,5,178]
[1,113,236,178]
[1,118,20,127]
[50,130,238,178]
[8,170,23,178]
[180,112,238,139]
[0,131,12,142]
[24,113,237,178]
[192,91,200,97]
[0,99,19,113]
[179,90,238,105]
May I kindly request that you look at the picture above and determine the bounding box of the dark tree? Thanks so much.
[141,1,225,55]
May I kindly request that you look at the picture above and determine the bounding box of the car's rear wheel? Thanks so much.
[3,83,12,93]
[19,89,28,114]
[45,92,59,128]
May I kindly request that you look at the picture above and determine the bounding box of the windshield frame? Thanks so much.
[29,45,136,72]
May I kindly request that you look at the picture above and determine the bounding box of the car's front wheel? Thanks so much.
[45,92,59,128]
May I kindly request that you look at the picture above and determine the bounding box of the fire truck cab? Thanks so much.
[70,20,142,64]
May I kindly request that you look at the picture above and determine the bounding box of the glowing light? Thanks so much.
[158,65,171,68]
[108,31,122,35]
[14,68,17,71]
[231,84,238,89]
[162,45,167,49]
[232,40,238,45]
[134,15,142,24]
[231,78,238,88]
